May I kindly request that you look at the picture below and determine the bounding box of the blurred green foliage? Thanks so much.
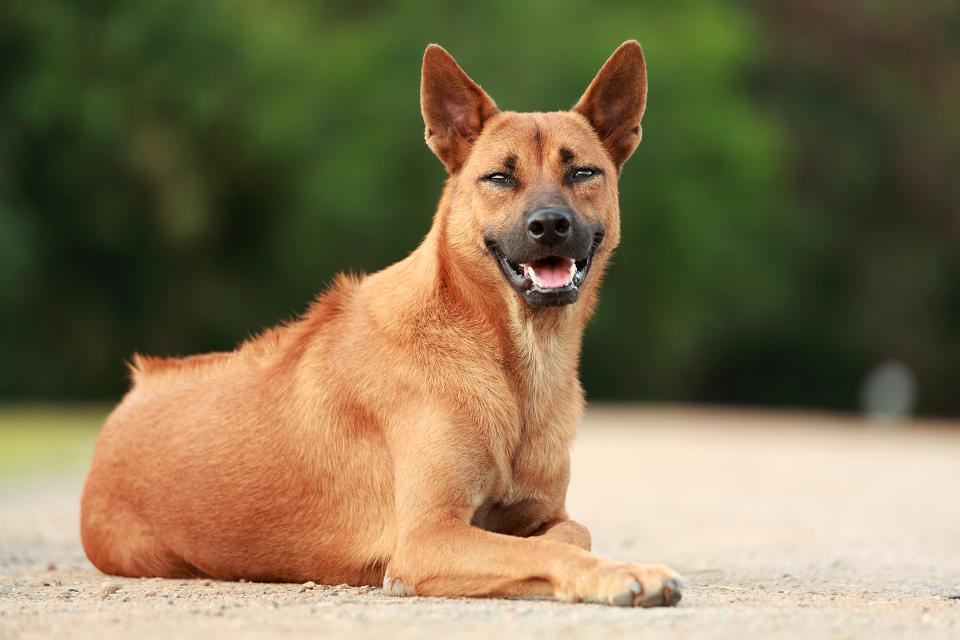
[0,1,957,415]
[0,405,103,480]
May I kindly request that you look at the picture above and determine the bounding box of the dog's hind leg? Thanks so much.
[80,493,202,578]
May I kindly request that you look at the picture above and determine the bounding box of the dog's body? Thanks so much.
[81,42,682,607]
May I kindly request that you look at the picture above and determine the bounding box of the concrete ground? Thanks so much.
[2,406,959,639]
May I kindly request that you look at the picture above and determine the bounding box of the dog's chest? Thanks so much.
[466,316,580,535]
[517,320,569,401]
[469,401,579,537]
[469,472,554,537]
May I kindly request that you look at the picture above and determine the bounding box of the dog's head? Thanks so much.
[422,42,646,309]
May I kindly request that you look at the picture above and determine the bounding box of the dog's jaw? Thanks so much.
[485,232,603,308]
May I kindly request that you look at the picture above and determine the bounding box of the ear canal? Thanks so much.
[573,41,648,171]
[420,44,499,174]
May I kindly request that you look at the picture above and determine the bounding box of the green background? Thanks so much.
[1,1,957,415]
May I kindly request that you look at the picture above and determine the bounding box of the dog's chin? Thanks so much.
[485,235,602,309]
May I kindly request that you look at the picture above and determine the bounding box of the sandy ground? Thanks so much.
[2,406,959,639]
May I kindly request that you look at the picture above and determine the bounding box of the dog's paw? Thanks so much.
[382,574,415,597]
[563,562,682,607]
[605,563,683,607]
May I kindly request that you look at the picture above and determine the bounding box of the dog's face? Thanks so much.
[421,42,647,309]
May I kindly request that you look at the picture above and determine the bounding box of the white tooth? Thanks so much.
[529,268,542,287]
[567,261,576,284]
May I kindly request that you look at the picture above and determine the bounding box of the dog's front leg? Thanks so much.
[529,519,592,551]
[383,422,681,606]
[385,516,680,606]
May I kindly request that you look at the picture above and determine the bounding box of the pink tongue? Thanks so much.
[530,258,574,288]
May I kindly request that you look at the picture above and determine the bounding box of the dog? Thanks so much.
[80,41,682,607]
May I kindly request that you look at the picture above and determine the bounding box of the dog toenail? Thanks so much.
[662,577,683,606]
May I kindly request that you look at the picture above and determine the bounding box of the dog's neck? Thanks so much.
[358,186,600,421]
[423,187,597,380]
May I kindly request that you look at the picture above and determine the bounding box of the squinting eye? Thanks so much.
[483,172,516,186]
[570,167,601,183]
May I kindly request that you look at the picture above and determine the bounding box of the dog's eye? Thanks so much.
[570,167,601,183]
[482,172,516,187]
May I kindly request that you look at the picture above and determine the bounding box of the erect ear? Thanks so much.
[573,41,647,171]
[421,44,499,174]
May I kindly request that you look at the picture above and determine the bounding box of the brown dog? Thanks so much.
[80,41,682,607]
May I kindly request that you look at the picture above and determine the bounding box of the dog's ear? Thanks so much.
[573,41,647,171]
[421,44,499,174]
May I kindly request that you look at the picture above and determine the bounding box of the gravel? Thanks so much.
[2,406,959,639]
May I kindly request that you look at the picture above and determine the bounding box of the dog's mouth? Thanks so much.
[485,233,603,308]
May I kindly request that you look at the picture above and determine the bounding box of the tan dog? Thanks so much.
[81,41,682,607]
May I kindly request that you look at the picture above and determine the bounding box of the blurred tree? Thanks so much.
[0,1,955,415]
[708,0,960,413]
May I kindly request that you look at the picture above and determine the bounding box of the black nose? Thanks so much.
[527,208,572,246]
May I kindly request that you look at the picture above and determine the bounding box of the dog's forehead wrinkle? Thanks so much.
[473,114,608,178]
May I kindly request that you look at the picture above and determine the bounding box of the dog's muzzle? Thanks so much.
[485,209,604,308]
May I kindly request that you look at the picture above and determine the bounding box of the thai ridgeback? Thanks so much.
[81,41,683,607]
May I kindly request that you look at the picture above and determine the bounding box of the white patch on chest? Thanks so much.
[516,314,572,415]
